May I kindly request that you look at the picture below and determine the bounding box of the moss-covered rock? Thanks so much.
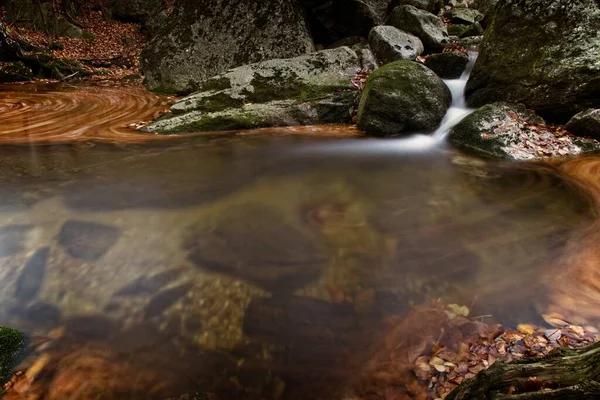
[388,5,449,51]
[145,47,361,133]
[389,0,444,14]
[425,51,469,79]
[368,26,424,65]
[140,0,314,94]
[445,8,483,25]
[0,62,34,82]
[449,103,600,160]
[465,0,600,123]
[357,60,451,136]
[565,109,600,140]
[0,326,24,385]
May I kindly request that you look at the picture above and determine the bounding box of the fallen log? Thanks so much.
[447,341,600,399]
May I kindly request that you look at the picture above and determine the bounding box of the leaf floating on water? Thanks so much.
[446,304,469,318]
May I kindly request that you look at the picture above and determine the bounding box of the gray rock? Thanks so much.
[140,0,314,94]
[297,0,389,44]
[359,47,380,70]
[389,5,449,50]
[425,51,469,79]
[59,220,120,261]
[449,103,600,160]
[111,0,163,23]
[357,60,451,136]
[389,0,444,14]
[566,109,600,140]
[327,36,379,70]
[445,7,483,24]
[368,26,424,65]
[466,0,600,122]
[470,0,500,27]
[142,10,168,37]
[146,47,361,133]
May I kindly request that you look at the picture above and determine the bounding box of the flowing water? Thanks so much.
[0,58,599,399]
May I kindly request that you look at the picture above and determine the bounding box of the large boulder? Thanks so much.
[465,0,600,122]
[140,0,314,94]
[566,109,600,140]
[388,5,449,50]
[298,0,388,45]
[357,60,451,136]
[368,26,424,65]
[389,0,444,14]
[449,103,600,160]
[111,0,163,23]
[145,47,362,133]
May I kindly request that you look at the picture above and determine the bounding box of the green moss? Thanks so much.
[0,326,25,385]
[200,76,232,91]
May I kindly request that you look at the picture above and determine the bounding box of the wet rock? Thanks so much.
[142,283,193,319]
[449,103,600,160]
[22,302,62,326]
[447,24,471,37]
[64,314,121,341]
[0,224,33,256]
[297,0,389,45]
[0,62,34,83]
[465,0,600,122]
[111,0,163,23]
[58,220,120,261]
[389,5,449,51]
[357,60,451,136]
[114,268,186,297]
[389,0,444,14]
[146,47,361,133]
[109,321,168,353]
[425,51,469,79]
[368,26,424,65]
[183,204,327,292]
[566,109,600,140]
[140,0,313,94]
[15,247,49,304]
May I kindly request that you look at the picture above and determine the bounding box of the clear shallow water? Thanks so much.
[0,79,598,399]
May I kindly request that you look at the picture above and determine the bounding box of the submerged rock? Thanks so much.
[357,60,451,136]
[449,103,600,160]
[140,0,313,94]
[15,247,49,304]
[58,220,120,261]
[465,0,600,122]
[146,47,361,133]
[425,51,469,79]
[388,5,449,51]
[566,109,600,140]
[368,26,424,65]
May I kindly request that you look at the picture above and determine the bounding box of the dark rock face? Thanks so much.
[465,0,600,122]
[357,60,451,136]
[566,109,600,140]
[449,103,600,160]
[389,0,444,14]
[58,220,120,261]
[140,0,314,94]
[111,0,163,23]
[182,203,327,292]
[388,5,449,50]
[5,1,84,37]
[298,0,389,45]
[425,51,469,79]
[368,26,424,65]
[145,47,361,133]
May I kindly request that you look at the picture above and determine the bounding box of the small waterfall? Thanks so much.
[432,51,478,140]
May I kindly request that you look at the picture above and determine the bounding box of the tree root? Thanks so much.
[446,342,600,399]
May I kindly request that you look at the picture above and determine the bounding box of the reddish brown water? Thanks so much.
[0,83,599,399]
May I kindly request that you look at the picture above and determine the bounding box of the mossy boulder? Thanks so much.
[368,26,424,65]
[425,51,469,79]
[566,109,600,140]
[388,5,449,51]
[145,47,361,133]
[449,103,600,160]
[357,60,451,136]
[140,0,314,94]
[0,326,24,385]
[465,0,600,123]
[389,0,444,14]
[0,62,34,82]
[445,8,483,25]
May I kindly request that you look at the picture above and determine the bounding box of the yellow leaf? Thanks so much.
[517,324,536,335]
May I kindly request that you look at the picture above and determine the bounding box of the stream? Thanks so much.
[0,56,599,399]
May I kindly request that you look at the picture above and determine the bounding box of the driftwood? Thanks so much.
[447,342,600,399]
